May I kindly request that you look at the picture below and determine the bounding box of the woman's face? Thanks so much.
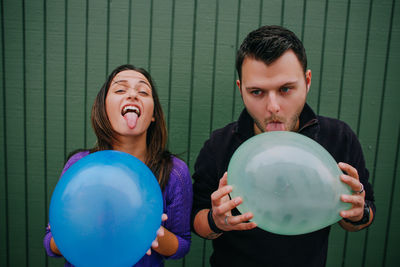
[106,70,155,139]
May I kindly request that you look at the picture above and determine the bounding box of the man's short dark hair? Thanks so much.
[236,25,307,81]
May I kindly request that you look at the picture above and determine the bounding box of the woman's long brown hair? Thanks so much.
[90,64,172,191]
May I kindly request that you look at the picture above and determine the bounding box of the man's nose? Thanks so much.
[266,93,280,114]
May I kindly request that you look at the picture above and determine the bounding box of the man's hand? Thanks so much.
[210,172,257,232]
[338,162,365,222]
[338,162,373,231]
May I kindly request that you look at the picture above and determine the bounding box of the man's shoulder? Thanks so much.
[316,115,354,133]
[315,115,359,146]
[209,121,238,140]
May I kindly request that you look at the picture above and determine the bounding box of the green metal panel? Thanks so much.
[364,1,399,266]
[211,0,239,130]
[66,0,87,155]
[167,0,195,162]
[3,0,27,266]
[382,3,400,265]
[129,0,152,68]
[302,0,327,110]
[25,0,47,266]
[0,0,7,266]
[1,0,400,266]
[184,1,216,265]
[86,0,108,149]
[149,0,173,121]
[107,0,130,70]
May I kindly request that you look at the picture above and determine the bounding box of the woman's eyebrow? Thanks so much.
[112,79,151,88]
[112,80,129,85]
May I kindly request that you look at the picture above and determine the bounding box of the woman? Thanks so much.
[44,64,193,266]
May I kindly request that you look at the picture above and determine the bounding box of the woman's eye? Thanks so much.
[139,90,149,96]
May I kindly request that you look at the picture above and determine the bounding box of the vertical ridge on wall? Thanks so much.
[84,0,89,148]
[42,1,48,266]
[186,0,197,167]
[0,0,9,265]
[356,0,373,137]
[148,0,153,71]
[209,0,219,138]
[105,0,110,75]
[22,0,30,263]
[316,0,329,114]
[301,0,307,41]
[63,0,68,162]
[336,0,350,120]
[166,0,175,133]
[231,0,241,122]
[126,0,132,63]
[382,126,400,266]
[280,0,285,26]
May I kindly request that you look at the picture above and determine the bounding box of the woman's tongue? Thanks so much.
[123,112,138,129]
[266,122,285,131]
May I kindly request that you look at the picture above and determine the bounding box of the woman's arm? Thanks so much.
[156,157,193,259]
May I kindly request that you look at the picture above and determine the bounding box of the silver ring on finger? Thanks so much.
[354,183,364,194]
[224,215,230,226]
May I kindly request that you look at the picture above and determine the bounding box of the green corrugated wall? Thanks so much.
[1,0,399,266]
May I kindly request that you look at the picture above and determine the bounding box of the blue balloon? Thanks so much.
[49,150,163,267]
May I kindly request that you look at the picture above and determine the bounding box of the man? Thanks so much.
[191,25,375,267]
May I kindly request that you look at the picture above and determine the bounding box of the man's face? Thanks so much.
[237,50,311,134]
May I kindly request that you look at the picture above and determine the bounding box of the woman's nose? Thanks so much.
[126,88,138,99]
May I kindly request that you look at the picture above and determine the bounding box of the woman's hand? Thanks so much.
[146,213,168,255]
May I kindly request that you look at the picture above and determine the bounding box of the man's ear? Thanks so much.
[305,70,312,93]
[237,80,242,95]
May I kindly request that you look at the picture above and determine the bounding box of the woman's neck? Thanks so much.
[112,135,148,163]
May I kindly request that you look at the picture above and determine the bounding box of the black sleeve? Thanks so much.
[190,136,221,233]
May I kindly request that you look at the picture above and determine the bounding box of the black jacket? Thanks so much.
[191,104,375,267]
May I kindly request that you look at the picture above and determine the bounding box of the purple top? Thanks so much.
[44,151,193,267]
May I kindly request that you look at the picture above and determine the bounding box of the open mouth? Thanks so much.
[121,105,140,117]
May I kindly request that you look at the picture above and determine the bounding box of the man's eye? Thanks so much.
[251,90,262,96]
[280,87,291,94]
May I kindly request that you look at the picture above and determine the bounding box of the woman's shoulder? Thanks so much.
[65,149,90,166]
[165,156,193,199]
[61,149,90,177]
[169,156,191,184]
